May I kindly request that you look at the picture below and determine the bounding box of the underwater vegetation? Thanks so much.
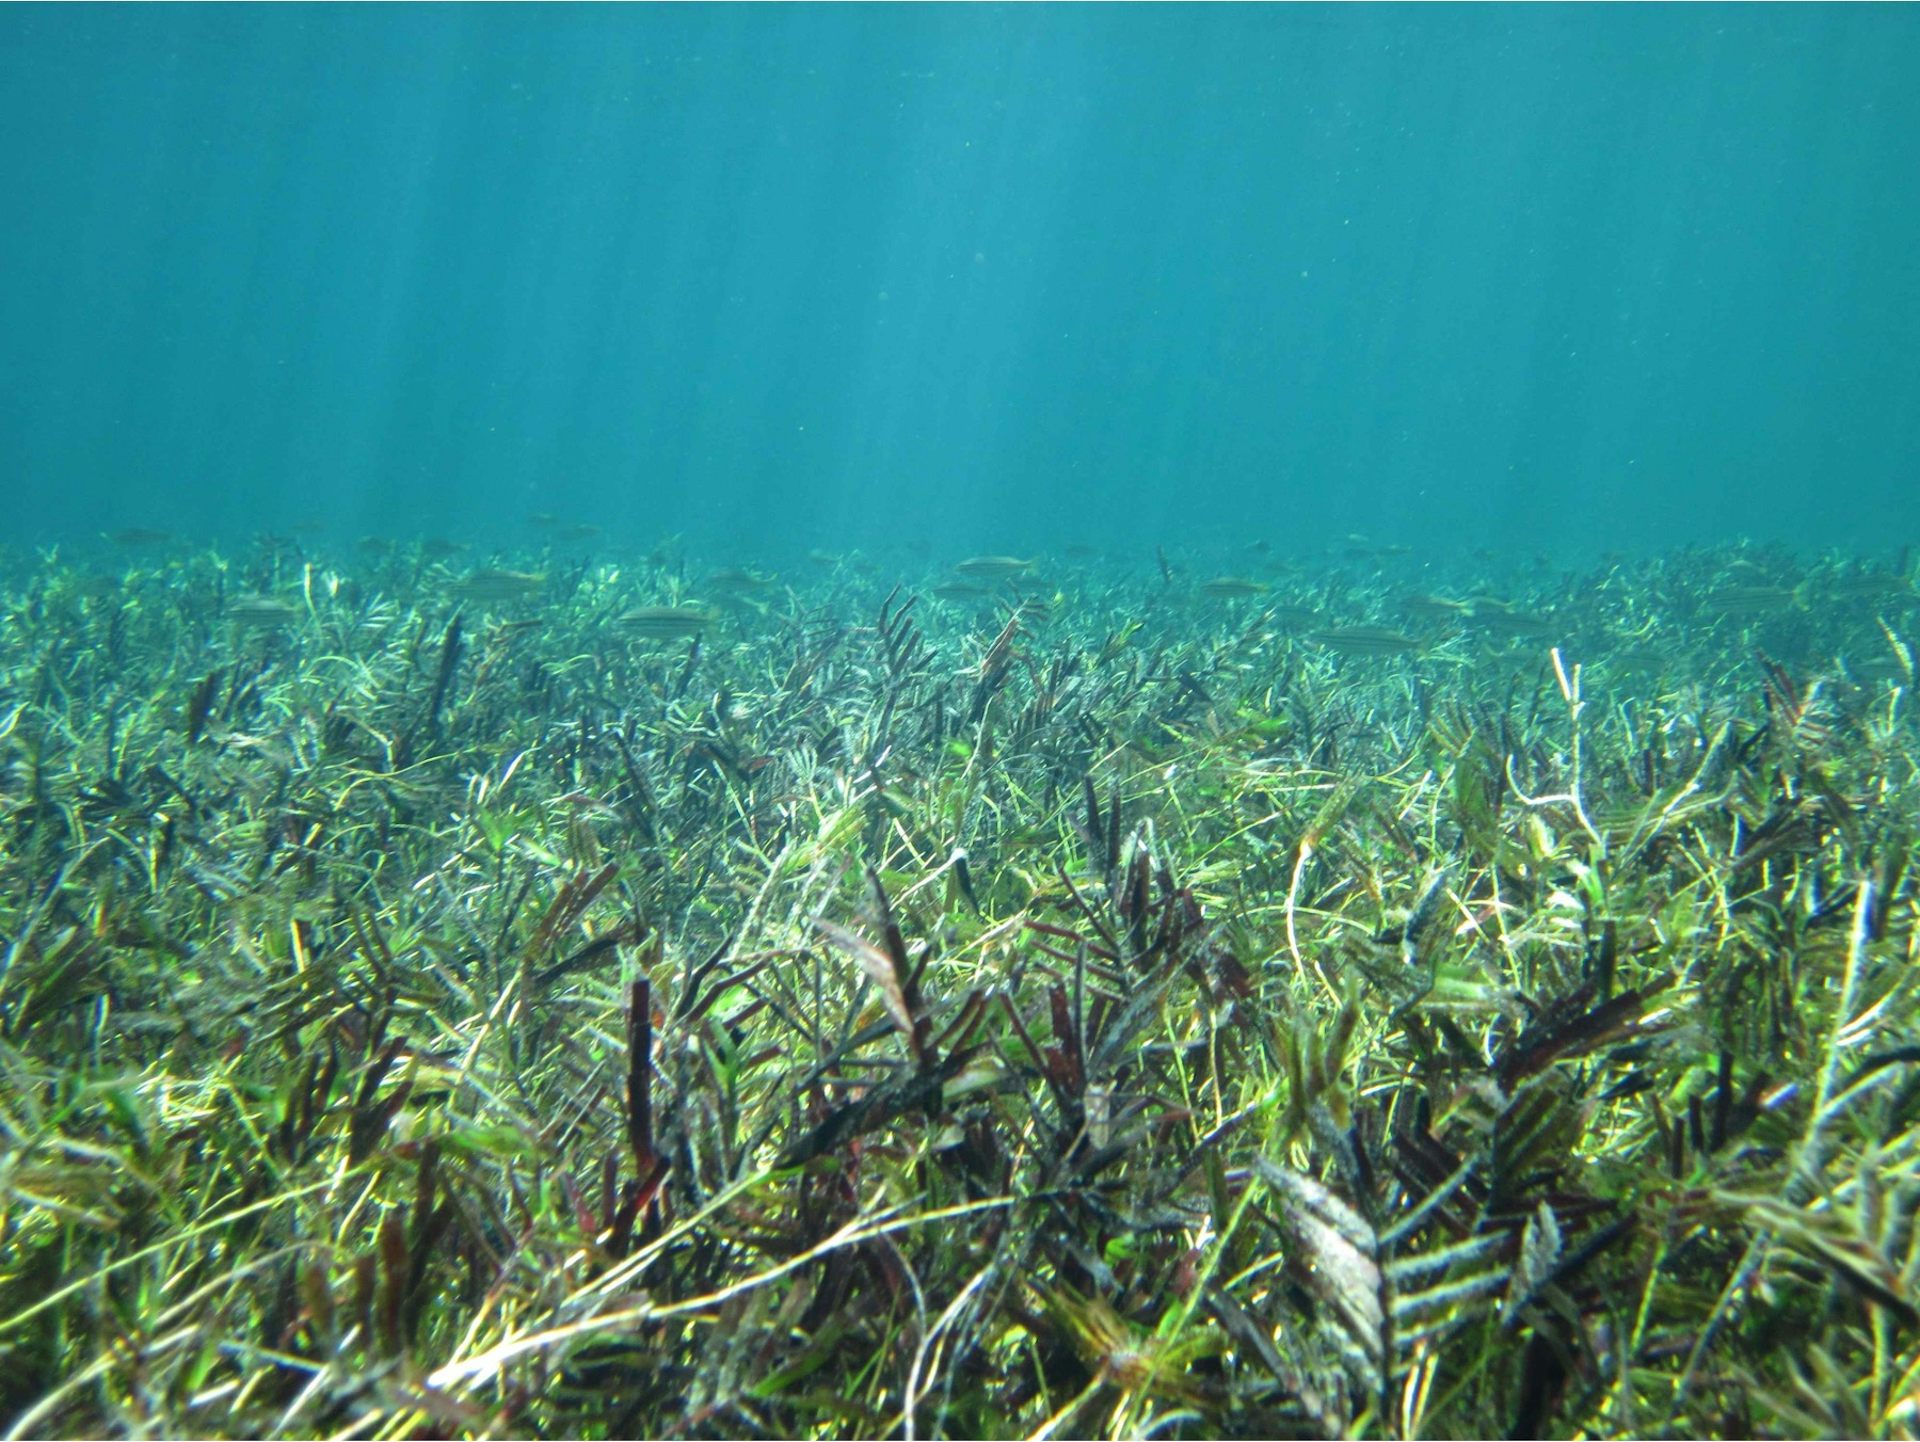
[2,532,1920,1438]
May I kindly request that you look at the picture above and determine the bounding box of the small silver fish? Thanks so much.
[1200,576,1270,598]
[1305,625,1425,656]
[451,568,546,604]
[953,555,1036,578]
[225,595,302,628]
[619,605,717,639]
[708,567,777,593]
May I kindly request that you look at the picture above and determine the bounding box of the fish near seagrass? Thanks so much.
[618,605,717,640]
[224,594,302,629]
[450,568,546,605]
[1707,583,1805,617]
[1200,576,1270,598]
[1401,592,1472,622]
[953,555,1036,578]
[1304,624,1425,656]
[707,567,777,594]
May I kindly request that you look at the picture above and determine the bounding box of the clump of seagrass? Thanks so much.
[0,531,1917,1439]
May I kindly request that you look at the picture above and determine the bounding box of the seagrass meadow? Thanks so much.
[4,532,1920,1439]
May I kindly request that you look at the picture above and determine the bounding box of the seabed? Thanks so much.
[3,530,1918,1438]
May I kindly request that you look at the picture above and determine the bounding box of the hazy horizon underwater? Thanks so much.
[5,6,1920,1441]
[0,3,1917,559]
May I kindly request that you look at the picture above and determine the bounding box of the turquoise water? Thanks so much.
[2,4,1916,560]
